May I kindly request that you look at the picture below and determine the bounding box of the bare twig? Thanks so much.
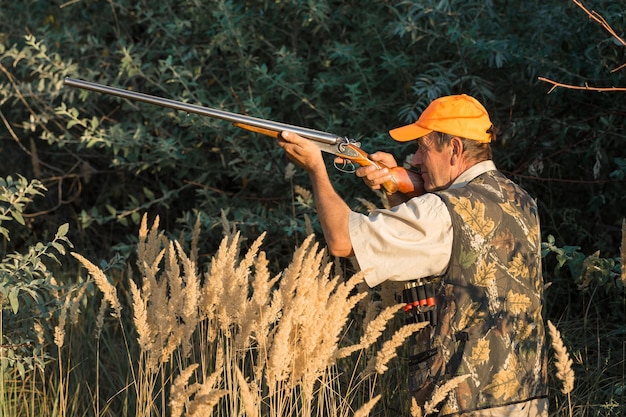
[573,0,626,49]
[573,0,625,74]
[539,0,626,92]
[537,77,626,93]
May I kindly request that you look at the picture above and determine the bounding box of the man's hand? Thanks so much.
[277,131,325,173]
[353,151,398,191]
[354,151,425,205]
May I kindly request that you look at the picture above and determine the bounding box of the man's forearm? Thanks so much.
[308,169,354,258]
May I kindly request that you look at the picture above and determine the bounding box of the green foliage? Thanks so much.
[0,175,46,240]
[0,177,73,378]
[542,234,625,415]
[543,234,622,294]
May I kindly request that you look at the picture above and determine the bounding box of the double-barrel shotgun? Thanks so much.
[63,77,419,195]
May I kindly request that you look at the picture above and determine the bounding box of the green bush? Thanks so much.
[0,176,72,376]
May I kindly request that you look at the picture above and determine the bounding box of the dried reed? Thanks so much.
[82,213,420,416]
[410,396,423,417]
[547,320,575,395]
[353,394,381,417]
[170,364,199,417]
[423,374,470,415]
[235,366,260,417]
[336,303,403,359]
[363,321,429,375]
[71,252,122,318]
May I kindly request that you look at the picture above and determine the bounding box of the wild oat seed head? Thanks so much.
[94,301,107,340]
[353,394,381,417]
[69,282,88,325]
[71,252,122,318]
[267,308,295,385]
[363,322,429,375]
[53,326,65,349]
[410,397,423,417]
[54,290,73,348]
[547,320,575,394]
[358,303,404,349]
[190,214,201,264]
[424,374,470,415]
[129,279,153,352]
[304,214,314,236]
[236,366,260,417]
[186,388,228,417]
[138,214,164,276]
[170,364,199,417]
[175,241,200,326]
[34,321,45,346]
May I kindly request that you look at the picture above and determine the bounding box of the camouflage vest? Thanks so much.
[410,169,548,415]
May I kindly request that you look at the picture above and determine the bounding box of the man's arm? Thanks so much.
[278,131,354,257]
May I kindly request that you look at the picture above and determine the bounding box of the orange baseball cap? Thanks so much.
[389,94,494,143]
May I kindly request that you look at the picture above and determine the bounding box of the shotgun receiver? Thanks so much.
[63,77,419,195]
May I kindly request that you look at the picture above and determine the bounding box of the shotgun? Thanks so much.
[63,77,419,195]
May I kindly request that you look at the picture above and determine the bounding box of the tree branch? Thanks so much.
[539,0,626,93]
[573,0,626,49]
[537,77,626,93]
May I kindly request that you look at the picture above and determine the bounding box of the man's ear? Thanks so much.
[450,137,463,164]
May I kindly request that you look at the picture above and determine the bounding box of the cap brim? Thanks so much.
[388,123,432,142]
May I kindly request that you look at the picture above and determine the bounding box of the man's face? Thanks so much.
[410,134,454,192]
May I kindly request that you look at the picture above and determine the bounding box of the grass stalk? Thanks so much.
[1,306,6,417]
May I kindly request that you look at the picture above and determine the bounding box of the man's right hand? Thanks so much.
[354,151,398,191]
[355,151,425,203]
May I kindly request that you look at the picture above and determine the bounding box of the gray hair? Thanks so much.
[430,131,493,162]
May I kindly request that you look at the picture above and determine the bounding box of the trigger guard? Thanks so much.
[334,159,356,173]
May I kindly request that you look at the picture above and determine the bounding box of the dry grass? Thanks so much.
[548,320,575,395]
[548,320,576,417]
[423,375,470,415]
[118,213,424,416]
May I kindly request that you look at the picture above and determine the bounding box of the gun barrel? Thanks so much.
[63,77,341,145]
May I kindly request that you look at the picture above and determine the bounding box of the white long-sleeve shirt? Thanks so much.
[348,160,497,287]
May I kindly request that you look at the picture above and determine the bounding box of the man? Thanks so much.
[277,94,548,416]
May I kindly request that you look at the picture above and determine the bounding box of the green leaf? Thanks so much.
[12,210,25,225]
[56,223,69,237]
[52,242,66,255]
[9,288,19,314]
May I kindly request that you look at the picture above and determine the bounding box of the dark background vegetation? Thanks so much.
[1,0,625,415]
